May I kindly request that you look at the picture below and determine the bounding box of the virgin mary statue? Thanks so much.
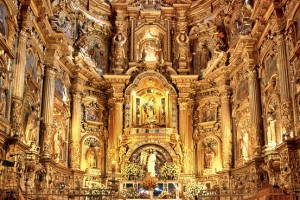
[147,150,156,177]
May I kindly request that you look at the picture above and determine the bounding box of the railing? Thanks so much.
[197,189,244,200]
[25,188,114,200]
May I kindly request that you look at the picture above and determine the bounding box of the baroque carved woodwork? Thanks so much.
[0,0,300,198]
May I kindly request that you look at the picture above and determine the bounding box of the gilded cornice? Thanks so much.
[171,75,198,85]
[251,0,271,20]
[187,0,225,25]
[72,1,111,27]
[36,15,53,41]
[103,75,130,85]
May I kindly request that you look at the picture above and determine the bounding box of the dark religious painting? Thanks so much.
[25,51,38,81]
[264,55,277,85]
[0,4,7,36]
[85,102,100,123]
[295,8,300,40]
[55,79,65,100]
[237,80,249,101]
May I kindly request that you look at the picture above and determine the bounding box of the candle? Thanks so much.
[112,160,116,170]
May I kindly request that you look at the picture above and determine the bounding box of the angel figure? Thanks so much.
[176,33,190,61]
[113,33,127,68]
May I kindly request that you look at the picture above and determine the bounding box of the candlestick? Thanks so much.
[111,160,116,180]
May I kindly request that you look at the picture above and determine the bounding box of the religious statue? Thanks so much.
[0,72,6,116]
[118,145,127,165]
[176,33,190,61]
[240,129,249,160]
[204,143,215,168]
[199,44,211,69]
[90,43,104,72]
[142,97,156,124]
[170,134,183,164]
[267,114,277,147]
[113,32,127,68]
[53,130,62,161]
[147,150,156,177]
[140,48,147,61]
[24,104,40,145]
[87,146,97,168]
[140,149,149,166]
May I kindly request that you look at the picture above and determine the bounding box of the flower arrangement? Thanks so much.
[185,182,203,198]
[158,191,173,199]
[123,162,144,180]
[120,188,138,199]
[160,162,180,180]
[141,173,158,190]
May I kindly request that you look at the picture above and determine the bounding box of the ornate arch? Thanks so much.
[81,135,104,172]
[197,135,222,175]
[134,24,167,62]
[126,140,177,160]
[265,93,282,145]
[125,71,176,96]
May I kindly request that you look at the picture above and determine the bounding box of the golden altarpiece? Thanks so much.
[0,0,299,199]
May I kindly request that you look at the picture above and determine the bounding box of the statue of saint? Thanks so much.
[90,43,104,70]
[0,72,6,116]
[140,149,149,166]
[87,147,97,168]
[118,145,127,164]
[142,97,156,124]
[25,104,40,145]
[53,130,62,160]
[113,33,127,67]
[267,114,276,146]
[170,134,183,164]
[204,143,215,168]
[147,150,156,177]
[200,44,210,69]
[240,129,249,160]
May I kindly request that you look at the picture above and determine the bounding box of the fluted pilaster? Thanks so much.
[10,30,27,137]
[113,97,124,148]
[178,97,189,146]
[220,89,232,169]
[41,66,56,157]
[108,96,124,171]
[276,33,294,134]
[248,68,263,155]
[70,89,82,169]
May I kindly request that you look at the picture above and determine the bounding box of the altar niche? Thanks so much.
[129,144,172,178]
[126,75,177,129]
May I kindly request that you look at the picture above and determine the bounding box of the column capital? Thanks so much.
[178,97,190,104]
[218,86,232,101]
[112,97,125,105]
[70,88,83,100]
[44,64,57,77]
[248,67,259,80]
